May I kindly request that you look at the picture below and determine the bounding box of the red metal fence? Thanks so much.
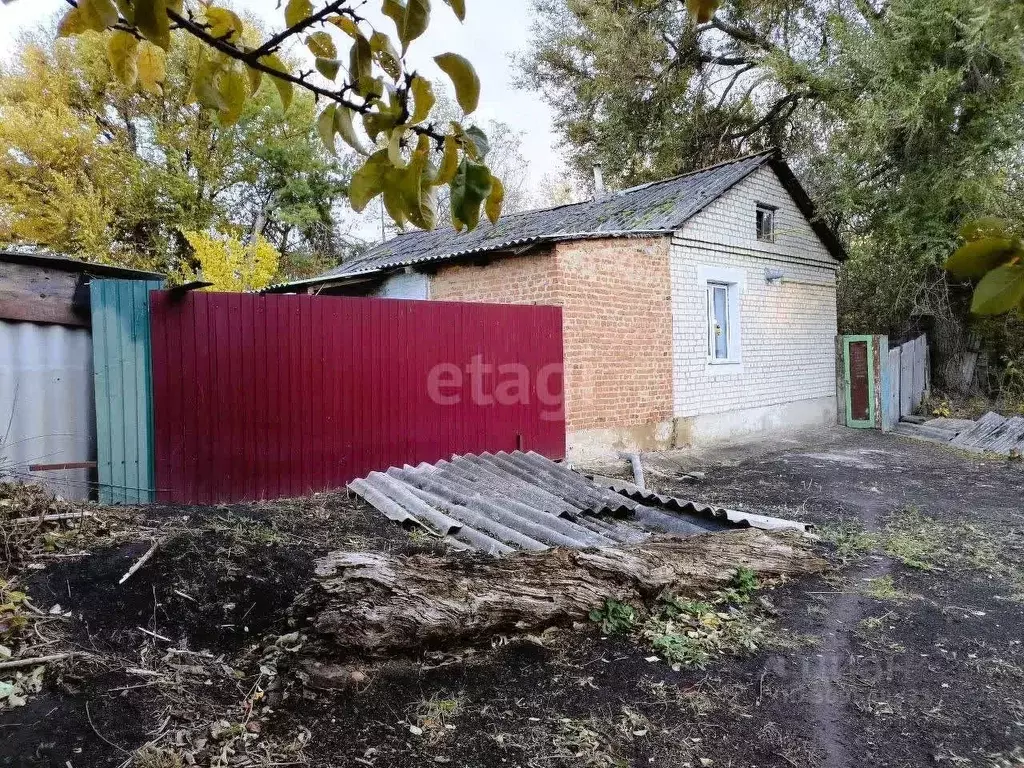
[149,292,564,503]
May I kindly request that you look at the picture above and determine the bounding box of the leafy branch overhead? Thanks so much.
[50,0,503,232]
[945,219,1024,316]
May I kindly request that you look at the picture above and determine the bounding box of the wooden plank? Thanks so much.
[28,461,97,471]
[900,342,913,418]
[887,347,901,429]
[0,263,85,326]
[911,336,926,411]
[0,296,87,327]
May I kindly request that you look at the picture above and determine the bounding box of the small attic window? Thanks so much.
[756,203,776,243]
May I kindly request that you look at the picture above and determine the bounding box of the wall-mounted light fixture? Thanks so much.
[765,268,785,285]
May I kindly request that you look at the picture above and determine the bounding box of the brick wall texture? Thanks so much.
[671,165,839,419]
[429,164,839,439]
[430,238,673,432]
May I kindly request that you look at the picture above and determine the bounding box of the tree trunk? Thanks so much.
[298,529,827,656]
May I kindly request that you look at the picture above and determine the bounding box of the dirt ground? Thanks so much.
[2,428,1022,768]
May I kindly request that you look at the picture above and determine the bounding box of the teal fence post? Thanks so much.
[91,279,163,504]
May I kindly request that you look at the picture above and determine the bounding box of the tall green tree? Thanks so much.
[0,22,353,278]
[518,0,1024,391]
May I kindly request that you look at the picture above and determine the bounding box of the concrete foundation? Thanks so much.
[566,394,837,463]
[672,395,838,448]
[567,420,675,465]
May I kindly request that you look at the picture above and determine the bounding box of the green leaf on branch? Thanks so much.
[450,158,492,232]
[349,34,377,96]
[79,0,119,32]
[217,66,248,126]
[350,150,393,211]
[135,0,171,50]
[315,57,342,80]
[206,7,243,42]
[485,174,504,225]
[387,127,410,169]
[464,125,489,159]
[410,76,435,124]
[432,135,459,186]
[335,106,369,155]
[383,0,431,52]
[327,15,360,38]
[370,32,402,81]
[960,217,1010,243]
[137,43,166,95]
[400,135,438,230]
[191,57,225,110]
[107,31,140,86]
[442,0,466,21]
[57,8,88,37]
[971,264,1024,315]
[434,53,480,114]
[245,64,263,95]
[317,104,338,154]
[259,54,293,111]
[285,0,313,28]
[945,237,1018,279]
[306,31,337,59]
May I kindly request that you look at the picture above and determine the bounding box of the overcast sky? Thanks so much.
[0,0,563,205]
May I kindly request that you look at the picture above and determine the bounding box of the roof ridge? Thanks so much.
[382,149,778,243]
[617,149,778,195]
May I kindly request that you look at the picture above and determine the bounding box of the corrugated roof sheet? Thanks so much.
[349,451,805,556]
[949,412,1024,455]
[591,476,811,533]
[311,152,777,283]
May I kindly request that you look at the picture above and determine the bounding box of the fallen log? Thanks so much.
[299,529,826,656]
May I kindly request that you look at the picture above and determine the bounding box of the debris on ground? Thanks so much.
[349,450,807,554]
[895,411,1024,455]
[2,429,1022,768]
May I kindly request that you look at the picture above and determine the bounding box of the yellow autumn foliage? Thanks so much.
[181,230,279,292]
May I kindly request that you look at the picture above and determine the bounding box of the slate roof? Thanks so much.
[269,150,844,292]
[349,450,761,556]
[0,249,164,281]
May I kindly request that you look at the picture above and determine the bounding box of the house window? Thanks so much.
[698,265,744,369]
[756,204,776,243]
[707,283,732,361]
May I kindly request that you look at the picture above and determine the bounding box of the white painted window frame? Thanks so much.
[697,264,745,375]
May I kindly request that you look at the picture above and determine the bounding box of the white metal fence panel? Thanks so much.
[0,320,95,499]
[887,346,901,429]
[890,333,929,422]
[899,342,913,418]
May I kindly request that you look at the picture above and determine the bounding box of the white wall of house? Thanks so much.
[669,165,840,445]
[372,270,429,300]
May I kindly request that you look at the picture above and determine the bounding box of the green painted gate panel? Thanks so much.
[91,279,163,504]
[843,335,876,429]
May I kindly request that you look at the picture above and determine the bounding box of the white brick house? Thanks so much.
[271,151,846,460]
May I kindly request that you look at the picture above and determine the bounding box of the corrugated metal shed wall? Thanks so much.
[0,320,95,499]
[150,292,565,504]
[91,279,163,504]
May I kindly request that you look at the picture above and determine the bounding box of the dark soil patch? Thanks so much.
[28,532,312,653]
[1,671,161,768]
[3,434,1023,768]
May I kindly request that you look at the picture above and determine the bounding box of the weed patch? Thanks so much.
[588,569,779,669]
[863,575,915,601]
[819,509,1021,588]
[589,598,638,634]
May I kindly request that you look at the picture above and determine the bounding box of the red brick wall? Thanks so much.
[429,250,559,305]
[429,237,673,433]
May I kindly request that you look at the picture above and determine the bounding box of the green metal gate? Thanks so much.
[91,279,163,503]
[842,335,876,429]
